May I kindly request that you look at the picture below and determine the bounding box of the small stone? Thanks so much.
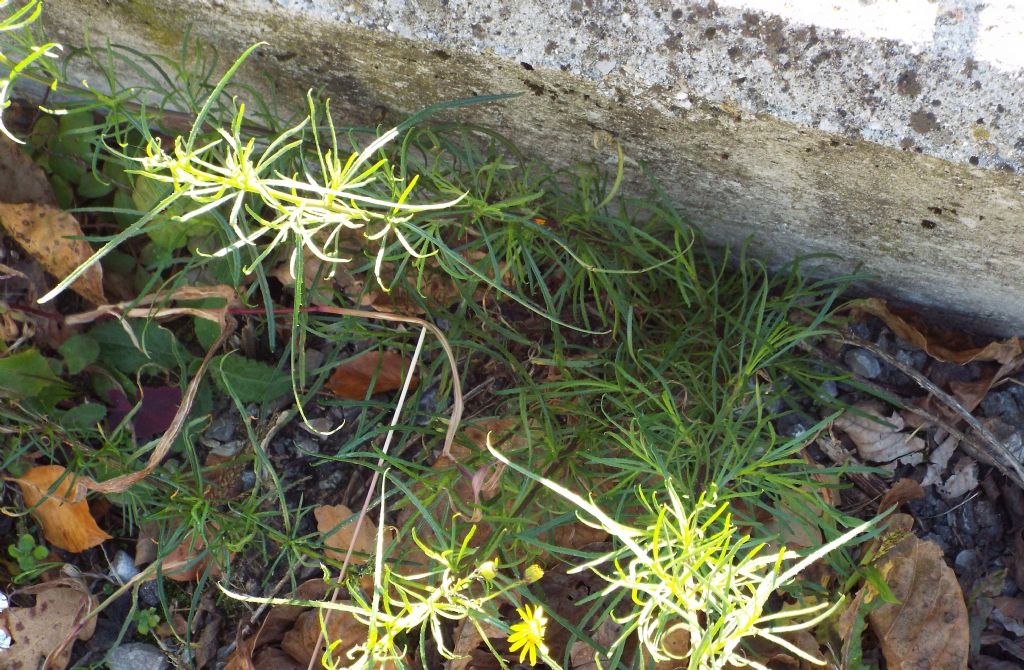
[844,348,882,378]
[240,471,256,491]
[205,413,237,442]
[111,550,139,583]
[775,412,811,437]
[953,548,978,574]
[304,348,326,374]
[895,348,928,371]
[139,580,160,608]
[980,390,1019,419]
[294,434,319,455]
[210,440,244,457]
[818,380,839,398]
[299,416,336,435]
[107,643,169,670]
[848,322,872,340]
[317,469,345,492]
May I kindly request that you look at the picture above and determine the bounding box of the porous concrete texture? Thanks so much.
[39,0,1024,332]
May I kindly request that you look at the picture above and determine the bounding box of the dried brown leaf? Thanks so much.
[652,627,691,669]
[14,465,111,553]
[867,535,969,670]
[992,596,1024,636]
[834,402,925,463]
[0,202,105,304]
[161,528,224,583]
[449,619,504,670]
[937,456,979,500]
[314,503,378,563]
[0,583,96,670]
[0,136,57,205]
[922,434,959,488]
[852,298,1024,365]
[325,350,416,400]
[280,607,396,669]
[878,478,925,515]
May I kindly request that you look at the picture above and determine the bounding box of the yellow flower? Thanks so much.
[508,603,549,666]
[523,564,544,584]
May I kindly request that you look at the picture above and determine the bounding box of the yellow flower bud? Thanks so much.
[524,564,544,584]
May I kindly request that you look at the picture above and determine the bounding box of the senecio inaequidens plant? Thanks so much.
[0,0,60,142]
[489,440,873,670]
[1,3,881,669]
[40,42,466,304]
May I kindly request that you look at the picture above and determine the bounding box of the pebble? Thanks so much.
[980,390,1020,419]
[107,643,169,670]
[953,548,979,575]
[110,550,139,583]
[775,412,811,437]
[240,471,256,491]
[817,379,839,399]
[139,580,161,608]
[895,348,928,371]
[299,416,336,435]
[844,348,882,379]
[317,469,345,492]
[303,348,326,374]
[847,322,872,340]
[204,413,237,442]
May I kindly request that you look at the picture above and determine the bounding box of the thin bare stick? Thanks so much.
[306,326,428,670]
[229,305,463,458]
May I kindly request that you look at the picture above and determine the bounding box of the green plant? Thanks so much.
[6,532,53,581]
[492,445,872,670]
[0,0,60,141]
[132,606,161,636]
[1,6,886,668]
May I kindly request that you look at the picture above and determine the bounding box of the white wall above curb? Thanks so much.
[42,0,1024,333]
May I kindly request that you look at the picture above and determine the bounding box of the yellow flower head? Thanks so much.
[508,603,549,667]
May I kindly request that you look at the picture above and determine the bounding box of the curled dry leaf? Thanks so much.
[314,503,378,563]
[158,525,225,583]
[852,298,1024,365]
[867,534,969,670]
[13,465,111,553]
[0,582,97,670]
[834,402,925,463]
[0,202,106,304]
[325,350,416,400]
[878,478,925,515]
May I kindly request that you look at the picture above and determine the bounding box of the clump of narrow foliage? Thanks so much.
[0,3,877,669]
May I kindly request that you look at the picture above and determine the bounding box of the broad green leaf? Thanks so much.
[112,190,138,228]
[59,333,100,375]
[50,174,74,210]
[61,402,107,432]
[77,171,114,199]
[194,317,221,351]
[0,349,70,405]
[53,112,94,160]
[212,354,291,404]
[88,320,188,374]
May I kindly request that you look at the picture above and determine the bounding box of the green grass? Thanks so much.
[0,10,882,669]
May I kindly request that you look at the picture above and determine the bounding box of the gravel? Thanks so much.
[844,348,882,379]
[107,643,169,670]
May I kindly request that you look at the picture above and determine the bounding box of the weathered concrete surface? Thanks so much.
[39,0,1024,332]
